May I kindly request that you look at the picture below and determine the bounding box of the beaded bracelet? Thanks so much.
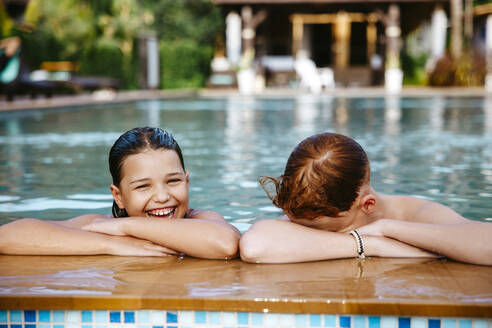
[349,230,365,259]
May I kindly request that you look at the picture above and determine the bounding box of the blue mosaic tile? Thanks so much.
[251,313,263,326]
[443,319,457,328]
[222,312,235,325]
[178,311,193,325]
[38,310,50,322]
[296,314,308,326]
[151,311,165,325]
[137,310,150,323]
[10,311,22,322]
[209,312,220,324]
[166,312,177,324]
[195,311,206,324]
[95,310,107,323]
[310,314,322,327]
[354,315,366,328]
[110,311,121,323]
[382,316,398,328]
[24,310,36,322]
[429,319,441,328]
[473,320,488,328]
[81,311,92,323]
[324,314,337,327]
[340,316,351,328]
[2,310,487,328]
[124,311,135,323]
[369,316,381,328]
[411,317,426,328]
[399,317,411,328]
[53,311,65,322]
[67,310,80,323]
[263,313,278,326]
[279,313,294,326]
[237,312,249,325]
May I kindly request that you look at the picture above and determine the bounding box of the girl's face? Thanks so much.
[111,148,189,219]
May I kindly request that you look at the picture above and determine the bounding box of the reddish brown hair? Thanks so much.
[260,133,369,220]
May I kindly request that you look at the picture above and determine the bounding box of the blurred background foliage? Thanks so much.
[1,0,223,89]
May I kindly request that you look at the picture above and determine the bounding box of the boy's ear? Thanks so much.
[110,184,125,209]
[359,194,376,214]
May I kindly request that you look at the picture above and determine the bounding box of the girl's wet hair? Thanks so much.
[109,127,184,218]
[260,133,369,220]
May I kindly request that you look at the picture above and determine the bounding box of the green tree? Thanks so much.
[143,0,224,89]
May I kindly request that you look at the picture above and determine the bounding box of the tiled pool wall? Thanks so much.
[0,310,490,328]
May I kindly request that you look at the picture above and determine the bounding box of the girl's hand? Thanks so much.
[83,218,126,236]
[357,219,389,237]
[107,236,179,256]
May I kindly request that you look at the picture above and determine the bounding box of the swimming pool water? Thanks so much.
[0,95,491,229]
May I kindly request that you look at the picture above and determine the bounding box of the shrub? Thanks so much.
[428,52,485,86]
[402,52,428,85]
[160,39,214,89]
[79,41,126,82]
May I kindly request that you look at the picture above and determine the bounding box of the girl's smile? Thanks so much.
[111,148,189,219]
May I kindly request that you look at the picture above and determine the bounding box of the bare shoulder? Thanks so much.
[56,214,111,229]
[186,208,227,222]
[385,194,468,224]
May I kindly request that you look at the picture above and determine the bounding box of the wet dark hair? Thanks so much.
[109,127,185,218]
[260,133,369,220]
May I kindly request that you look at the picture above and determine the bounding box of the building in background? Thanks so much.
[213,0,482,92]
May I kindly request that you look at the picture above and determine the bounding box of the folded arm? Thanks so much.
[82,211,241,260]
[358,218,492,265]
[0,215,171,256]
[240,219,435,264]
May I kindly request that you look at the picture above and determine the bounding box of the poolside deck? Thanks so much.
[0,87,489,113]
[0,256,491,317]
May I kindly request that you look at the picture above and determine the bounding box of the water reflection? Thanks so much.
[1,256,491,306]
[384,95,401,135]
[334,98,349,134]
[429,96,445,131]
[485,96,492,134]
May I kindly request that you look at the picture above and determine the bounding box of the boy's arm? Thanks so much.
[82,212,241,260]
[240,219,436,264]
[0,216,170,256]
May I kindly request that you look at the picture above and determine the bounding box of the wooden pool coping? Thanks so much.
[0,256,491,317]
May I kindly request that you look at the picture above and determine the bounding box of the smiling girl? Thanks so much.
[0,127,240,259]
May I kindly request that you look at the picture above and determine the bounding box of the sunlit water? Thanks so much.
[1,95,492,231]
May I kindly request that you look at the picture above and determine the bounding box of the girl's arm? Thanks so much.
[240,219,436,264]
[0,216,171,256]
[357,218,492,265]
[82,211,241,260]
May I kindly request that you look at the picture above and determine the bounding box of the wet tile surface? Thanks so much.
[0,256,491,316]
